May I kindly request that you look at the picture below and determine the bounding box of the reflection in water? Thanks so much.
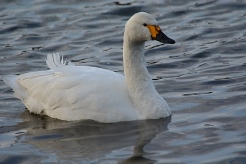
[18,111,171,163]
[1,0,246,163]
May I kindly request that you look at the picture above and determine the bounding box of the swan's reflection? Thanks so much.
[19,111,171,163]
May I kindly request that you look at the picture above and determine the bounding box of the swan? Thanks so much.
[3,12,175,123]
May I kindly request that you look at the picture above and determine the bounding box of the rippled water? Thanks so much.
[0,0,246,163]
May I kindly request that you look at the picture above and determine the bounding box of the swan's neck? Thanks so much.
[123,38,169,119]
[123,39,154,93]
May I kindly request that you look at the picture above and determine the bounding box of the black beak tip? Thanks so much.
[169,39,175,44]
[154,32,176,44]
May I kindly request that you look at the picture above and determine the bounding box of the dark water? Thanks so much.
[0,0,246,163]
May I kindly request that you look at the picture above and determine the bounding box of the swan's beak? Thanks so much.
[147,25,175,44]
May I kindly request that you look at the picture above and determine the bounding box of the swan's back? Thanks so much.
[3,54,137,122]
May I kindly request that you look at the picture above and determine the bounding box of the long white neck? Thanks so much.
[123,37,171,119]
[123,39,154,93]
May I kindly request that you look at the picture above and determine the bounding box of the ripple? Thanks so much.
[0,0,246,163]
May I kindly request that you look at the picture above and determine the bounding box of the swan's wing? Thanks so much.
[14,54,135,122]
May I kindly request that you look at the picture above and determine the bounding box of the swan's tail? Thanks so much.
[3,53,75,99]
[46,53,75,72]
[2,75,26,100]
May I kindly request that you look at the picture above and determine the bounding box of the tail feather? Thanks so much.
[2,75,26,99]
[3,53,74,100]
[46,53,75,72]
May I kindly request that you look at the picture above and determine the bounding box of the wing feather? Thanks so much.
[5,53,136,122]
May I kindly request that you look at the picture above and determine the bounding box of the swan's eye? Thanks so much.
[143,23,147,26]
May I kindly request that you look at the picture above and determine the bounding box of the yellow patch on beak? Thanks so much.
[146,25,161,38]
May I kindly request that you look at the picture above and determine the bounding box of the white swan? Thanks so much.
[3,12,175,123]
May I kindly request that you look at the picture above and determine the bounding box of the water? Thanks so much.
[0,0,246,163]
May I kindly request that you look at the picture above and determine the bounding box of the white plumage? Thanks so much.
[3,12,175,123]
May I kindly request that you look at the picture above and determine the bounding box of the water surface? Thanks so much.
[0,0,246,163]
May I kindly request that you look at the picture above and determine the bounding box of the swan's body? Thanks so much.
[3,12,175,123]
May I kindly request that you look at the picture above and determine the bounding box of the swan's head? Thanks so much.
[125,12,175,44]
